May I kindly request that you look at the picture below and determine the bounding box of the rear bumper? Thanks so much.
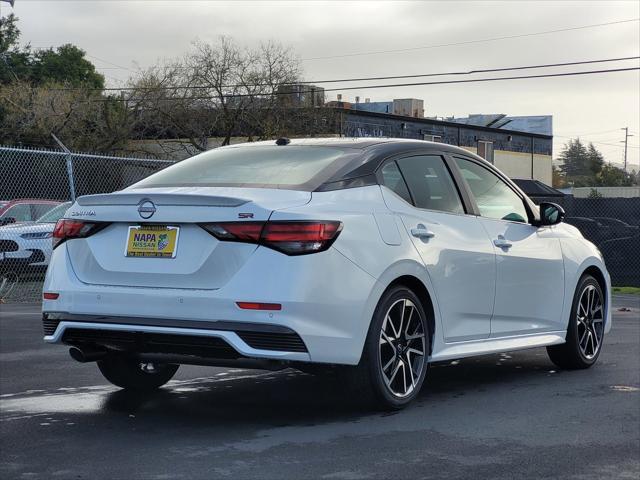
[43,243,378,365]
[43,313,311,362]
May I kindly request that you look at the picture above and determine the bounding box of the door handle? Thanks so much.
[493,236,512,248]
[411,226,435,239]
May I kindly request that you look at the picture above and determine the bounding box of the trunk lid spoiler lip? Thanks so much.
[76,193,250,208]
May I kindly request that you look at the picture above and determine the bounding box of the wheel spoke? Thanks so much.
[397,299,406,338]
[382,355,395,372]
[387,360,402,386]
[405,352,416,388]
[579,297,589,318]
[407,347,424,357]
[579,328,588,349]
[386,314,399,339]
[400,361,408,394]
[403,303,414,336]
[406,332,425,341]
[591,326,600,351]
[380,331,396,352]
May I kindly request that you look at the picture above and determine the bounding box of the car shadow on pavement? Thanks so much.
[99,348,559,426]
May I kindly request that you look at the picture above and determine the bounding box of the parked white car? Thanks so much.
[0,202,72,272]
[42,139,611,409]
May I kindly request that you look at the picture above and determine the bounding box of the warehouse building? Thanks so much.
[333,102,553,185]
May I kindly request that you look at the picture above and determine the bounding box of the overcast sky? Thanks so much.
[4,0,639,169]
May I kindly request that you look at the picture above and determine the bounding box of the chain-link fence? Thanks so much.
[1,144,638,303]
[1,146,174,303]
[527,195,639,287]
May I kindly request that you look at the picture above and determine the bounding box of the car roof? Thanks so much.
[223,137,468,150]
[225,137,487,172]
[2,198,60,204]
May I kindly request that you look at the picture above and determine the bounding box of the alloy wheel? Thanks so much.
[378,298,426,398]
[576,284,604,360]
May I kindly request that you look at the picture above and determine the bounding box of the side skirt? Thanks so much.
[429,332,566,362]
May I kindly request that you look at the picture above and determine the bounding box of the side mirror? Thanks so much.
[0,217,16,226]
[539,202,565,226]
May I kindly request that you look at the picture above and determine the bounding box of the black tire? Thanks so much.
[547,274,605,369]
[97,356,179,391]
[342,285,430,410]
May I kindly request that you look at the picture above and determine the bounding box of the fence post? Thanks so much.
[51,134,76,201]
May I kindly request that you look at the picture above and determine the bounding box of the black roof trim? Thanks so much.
[316,140,490,189]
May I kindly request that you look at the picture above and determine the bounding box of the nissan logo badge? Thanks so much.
[137,199,156,219]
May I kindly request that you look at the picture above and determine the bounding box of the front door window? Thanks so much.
[454,157,528,223]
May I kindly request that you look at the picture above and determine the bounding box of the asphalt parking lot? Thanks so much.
[1,296,639,480]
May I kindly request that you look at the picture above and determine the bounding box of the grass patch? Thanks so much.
[612,286,640,295]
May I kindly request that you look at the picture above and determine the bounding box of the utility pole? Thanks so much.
[621,127,634,172]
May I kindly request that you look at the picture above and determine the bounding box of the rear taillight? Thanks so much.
[201,221,342,255]
[52,219,108,249]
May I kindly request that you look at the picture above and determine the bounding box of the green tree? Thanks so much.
[595,164,635,187]
[558,138,589,177]
[30,44,104,88]
[552,165,566,188]
[0,13,32,83]
[587,188,603,198]
[0,13,20,53]
[557,138,606,186]
[0,14,104,88]
[586,142,605,175]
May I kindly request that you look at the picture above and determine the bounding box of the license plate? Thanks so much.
[125,225,179,258]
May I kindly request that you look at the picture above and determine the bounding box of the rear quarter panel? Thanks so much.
[274,186,445,361]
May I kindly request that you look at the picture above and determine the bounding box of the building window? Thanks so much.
[423,134,442,142]
[477,140,494,164]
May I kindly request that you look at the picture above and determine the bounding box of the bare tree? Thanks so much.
[125,36,334,155]
[0,37,336,157]
[0,80,130,151]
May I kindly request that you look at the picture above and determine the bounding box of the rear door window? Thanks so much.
[380,161,412,203]
[395,155,464,214]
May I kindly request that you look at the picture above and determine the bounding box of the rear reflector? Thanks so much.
[52,219,108,249]
[201,221,342,255]
[236,302,282,311]
[43,292,59,300]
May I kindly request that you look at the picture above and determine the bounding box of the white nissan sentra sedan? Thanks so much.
[42,138,611,409]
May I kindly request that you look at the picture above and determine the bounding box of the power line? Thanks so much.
[556,128,625,137]
[85,54,140,74]
[301,18,640,61]
[45,56,640,92]
[102,66,639,103]
[26,18,638,77]
[555,135,640,149]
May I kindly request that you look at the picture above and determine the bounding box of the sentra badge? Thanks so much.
[70,210,96,217]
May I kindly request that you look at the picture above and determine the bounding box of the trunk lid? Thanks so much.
[65,187,310,289]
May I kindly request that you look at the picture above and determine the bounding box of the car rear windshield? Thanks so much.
[132,145,357,190]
